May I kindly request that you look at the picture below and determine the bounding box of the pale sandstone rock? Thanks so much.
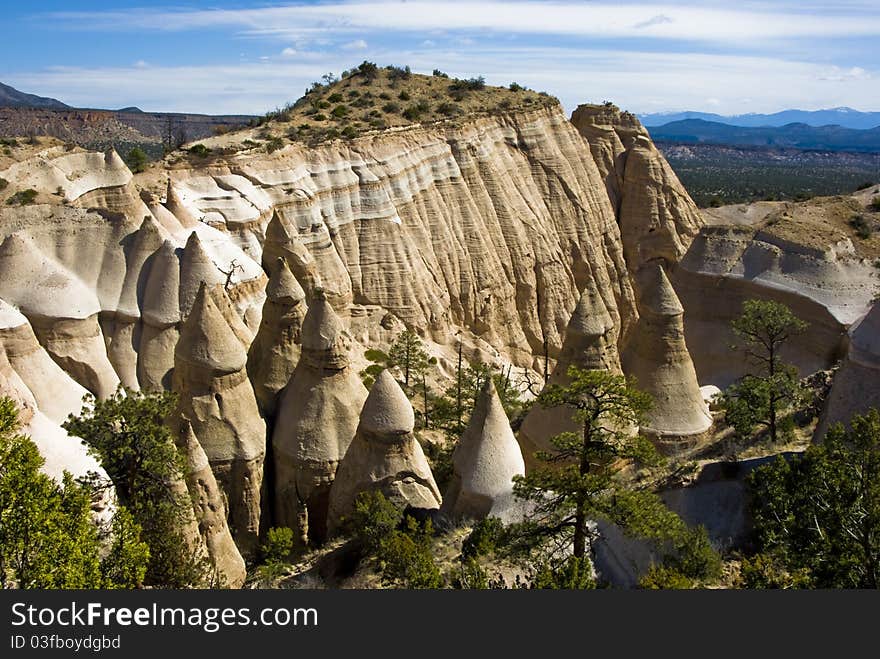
[272,290,367,546]
[442,378,525,520]
[327,370,441,535]
[570,104,703,277]
[138,239,180,391]
[622,264,712,451]
[815,302,880,439]
[172,283,265,555]
[177,421,247,588]
[518,277,623,470]
[248,257,307,416]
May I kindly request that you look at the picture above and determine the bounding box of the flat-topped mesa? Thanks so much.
[177,421,247,588]
[441,378,525,520]
[0,232,120,399]
[138,239,181,391]
[248,257,308,416]
[272,291,367,547]
[570,104,703,274]
[517,279,623,471]
[622,263,712,452]
[327,370,441,536]
[171,283,265,555]
[815,302,880,439]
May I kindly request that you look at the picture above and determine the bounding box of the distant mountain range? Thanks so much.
[647,119,880,153]
[639,107,880,130]
[0,81,255,157]
[0,82,70,110]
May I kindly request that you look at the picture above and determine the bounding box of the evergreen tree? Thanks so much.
[387,329,431,389]
[0,398,147,588]
[63,388,210,588]
[507,367,720,586]
[746,408,880,588]
[721,299,808,442]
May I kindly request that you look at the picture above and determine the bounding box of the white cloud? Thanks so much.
[48,2,880,43]
[7,49,878,116]
[818,66,871,82]
[281,47,297,57]
[133,60,148,68]
[342,39,368,50]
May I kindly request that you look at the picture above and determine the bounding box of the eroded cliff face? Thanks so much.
[0,99,705,574]
[170,105,638,366]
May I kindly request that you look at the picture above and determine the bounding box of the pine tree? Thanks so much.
[722,299,808,442]
[507,367,720,586]
[0,398,148,588]
[387,329,430,389]
[63,388,210,588]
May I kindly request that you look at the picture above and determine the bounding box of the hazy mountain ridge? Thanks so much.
[640,107,880,130]
[0,82,69,110]
[648,119,880,153]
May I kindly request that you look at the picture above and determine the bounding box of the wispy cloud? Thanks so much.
[3,1,876,115]
[6,49,877,116]
[46,2,880,42]
[341,39,368,50]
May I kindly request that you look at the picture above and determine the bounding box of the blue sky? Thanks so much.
[1,1,878,115]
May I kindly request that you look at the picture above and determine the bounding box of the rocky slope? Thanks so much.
[0,70,774,581]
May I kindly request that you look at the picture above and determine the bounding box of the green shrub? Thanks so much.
[331,104,349,119]
[342,490,402,553]
[188,144,211,157]
[432,69,449,78]
[639,565,693,589]
[387,65,411,81]
[316,100,331,109]
[261,527,294,563]
[378,92,391,100]
[125,147,148,173]
[461,517,505,559]
[436,102,460,116]
[5,189,37,206]
[328,93,344,103]
[398,90,411,101]
[379,517,442,589]
[530,557,596,589]
[357,60,379,80]
[450,76,485,92]
[0,178,8,192]
[381,102,400,114]
[871,197,880,211]
[850,214,872,239]
[402,101,430,121]
[341,125,359,139]
[509,82,524,91]
[313,113,327,121]
[266,136,285,153]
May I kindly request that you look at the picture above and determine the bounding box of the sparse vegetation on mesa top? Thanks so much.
[243,62,557,147]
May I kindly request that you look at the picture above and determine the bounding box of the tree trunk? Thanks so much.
[768,343,777,442]
[456,340,463,434]
[573,416,594,560]
[422,373,430,430]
